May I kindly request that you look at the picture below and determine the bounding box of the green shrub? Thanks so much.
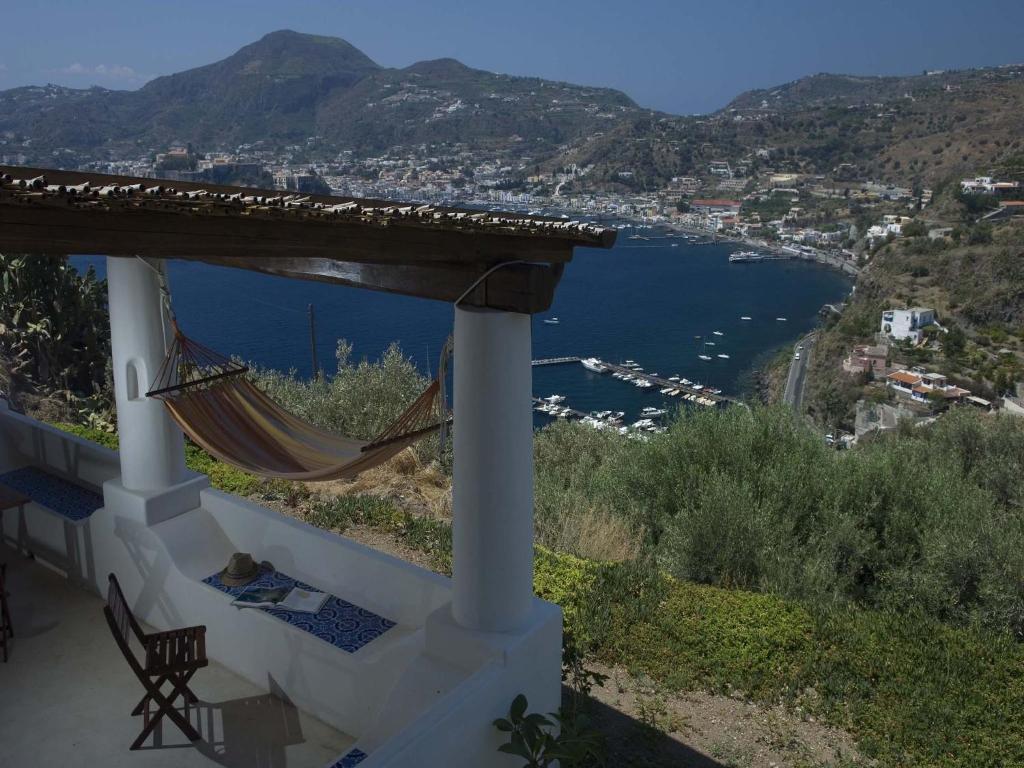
[534,406,1024,637]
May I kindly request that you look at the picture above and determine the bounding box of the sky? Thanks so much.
[2,1,1022,114]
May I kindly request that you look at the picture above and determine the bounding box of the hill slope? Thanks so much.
[0,30,642,157]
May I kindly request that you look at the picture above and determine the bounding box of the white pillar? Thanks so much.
[452,307,534,633]
[107,257,187,491]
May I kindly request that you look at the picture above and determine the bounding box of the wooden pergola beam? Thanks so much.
[198,257,564,314]
[0,165,617,313]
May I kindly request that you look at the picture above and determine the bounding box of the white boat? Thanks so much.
[641,407,667,417]
[668,376,680,382]
[705,341,715,346]
[580,357,607,373]
[698,354,712,361]
[713,331,724,336]
[776,317,788,321]
[740,316,752,321]
[669,389,679,396]
[542,395,565,404]
[717,354,730,359]
[660,388,673,395]
[543,317,560,325]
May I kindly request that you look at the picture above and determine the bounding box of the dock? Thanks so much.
[531,356,581,366]
[600,361,732,406]
[532,398,589,420]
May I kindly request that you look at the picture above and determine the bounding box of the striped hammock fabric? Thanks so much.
[148,325,447,481]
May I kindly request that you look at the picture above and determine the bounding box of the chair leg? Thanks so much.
[130,684,201,750]
[133,669,199,715]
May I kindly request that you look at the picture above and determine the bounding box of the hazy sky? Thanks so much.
[2,1,1022,114]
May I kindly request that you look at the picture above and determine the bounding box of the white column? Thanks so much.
[452,307,534,633]
[107,257,187,491]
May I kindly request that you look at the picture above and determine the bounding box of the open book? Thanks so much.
[278,587,329,614]
[231,586,290,608]
[231,585,329,614]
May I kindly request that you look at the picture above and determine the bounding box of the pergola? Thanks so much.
[0,166,616,766]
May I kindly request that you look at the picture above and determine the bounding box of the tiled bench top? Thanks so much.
[0,466,103,522]
[202,567,396,654]
[329,748,368,767]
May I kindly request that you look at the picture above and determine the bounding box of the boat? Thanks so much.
[713,331,724,336]
[729,251,778,263]
[659,387,673,395]
[705,341,715,346]
[542,395,565,404]
[543,317,560,325]
[776,317,788,322]
[698,354,712,361]
[668,376,680,382]
[580,357,607,373]
[740,316,752,321]
[669,389,679,396]
[717,353,730,359]
[641,407,667,417]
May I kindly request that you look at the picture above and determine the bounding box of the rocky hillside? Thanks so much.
[0,30,642,158]
[2,32,1022,191]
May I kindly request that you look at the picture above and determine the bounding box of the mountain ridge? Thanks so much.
[1,31,1022,189]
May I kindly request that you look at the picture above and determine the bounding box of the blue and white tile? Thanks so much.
[203,567,396,653]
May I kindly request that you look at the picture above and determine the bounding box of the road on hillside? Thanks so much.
[783,332,817,409]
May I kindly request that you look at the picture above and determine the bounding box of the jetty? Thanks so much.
[531,356,582,367]
[532,397,588,420]
[600,361,732,406]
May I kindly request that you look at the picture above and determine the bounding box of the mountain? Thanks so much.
[2,32,1022,191]
[0,30,642,158]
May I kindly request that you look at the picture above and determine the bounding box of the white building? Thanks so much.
[960,176,1021,196]
[881,308,936,343]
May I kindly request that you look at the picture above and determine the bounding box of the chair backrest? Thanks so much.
[104,573,147,675]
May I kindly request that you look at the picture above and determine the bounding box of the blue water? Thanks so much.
[72,239,851,423]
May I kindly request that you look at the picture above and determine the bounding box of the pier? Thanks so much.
[532,397,589,420]
[600,361,732,406]
[531,356,582,367]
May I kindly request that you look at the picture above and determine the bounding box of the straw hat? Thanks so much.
[219,552,266,586]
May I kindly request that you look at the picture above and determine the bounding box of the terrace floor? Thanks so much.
[0,542,354,768]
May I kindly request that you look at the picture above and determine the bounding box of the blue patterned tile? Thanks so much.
[330,748,368,767]
[0,466,103,522]
[202,567,395,653]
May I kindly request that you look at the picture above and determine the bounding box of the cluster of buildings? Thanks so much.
[960,176,1020,196]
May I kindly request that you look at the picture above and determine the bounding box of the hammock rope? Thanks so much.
[144,259,450,482]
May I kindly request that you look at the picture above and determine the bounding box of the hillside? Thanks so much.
[556,66,1024,190]
[1,32,1022,191]
[0,30,642,159]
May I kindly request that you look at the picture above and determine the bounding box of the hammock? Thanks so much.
[147,325,449,482]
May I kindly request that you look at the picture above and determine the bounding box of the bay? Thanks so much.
[72,238,851,424]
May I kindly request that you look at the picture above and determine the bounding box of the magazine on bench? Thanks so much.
[231,585,329,613]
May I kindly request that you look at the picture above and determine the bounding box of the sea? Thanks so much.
[71,235,852,425]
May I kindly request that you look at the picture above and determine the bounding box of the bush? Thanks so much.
[534,407,1024,636]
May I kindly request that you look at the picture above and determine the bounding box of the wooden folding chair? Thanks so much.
[103,573,208,750]
[0,563,12,662]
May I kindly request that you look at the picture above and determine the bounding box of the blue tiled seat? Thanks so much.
[203,567,395,654]
[330,748,368,767]
[0,466,103,522]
